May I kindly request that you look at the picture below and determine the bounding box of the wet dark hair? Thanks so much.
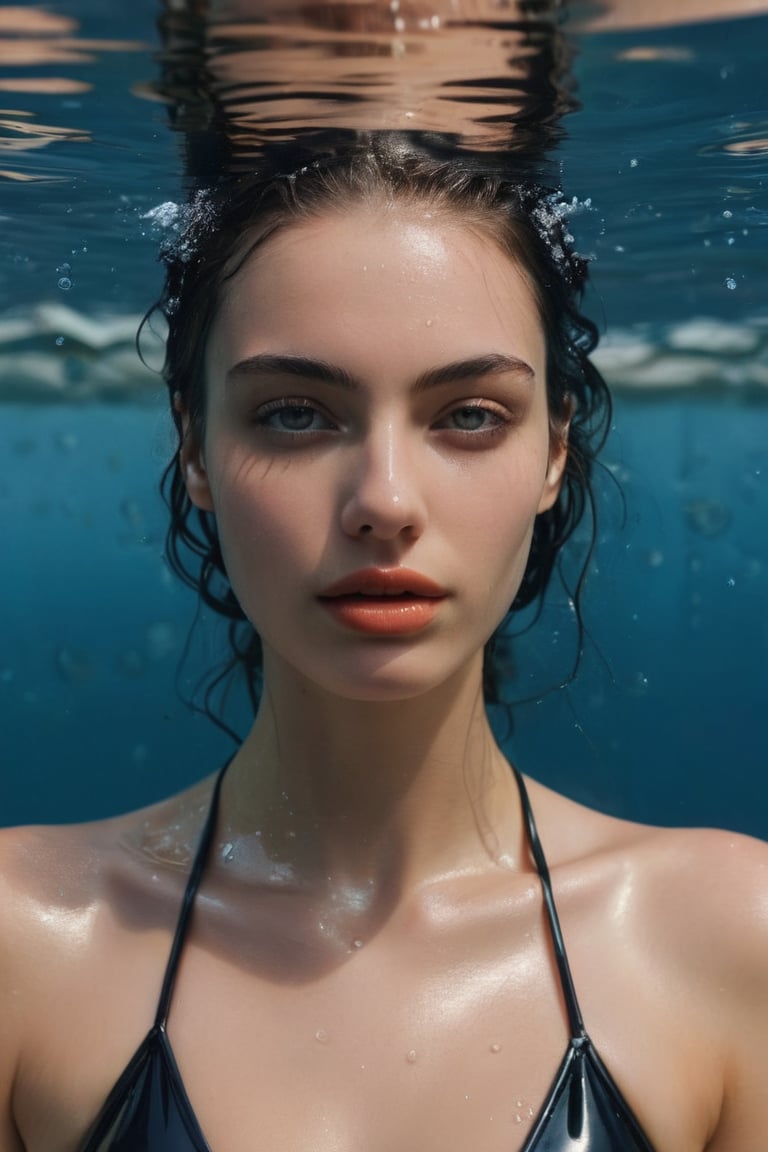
[149,134,611,731]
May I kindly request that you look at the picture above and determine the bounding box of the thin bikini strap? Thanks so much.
[512,767,587,1041]
[154,764,229,1028]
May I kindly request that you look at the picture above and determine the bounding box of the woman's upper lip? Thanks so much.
[319,568,448,598]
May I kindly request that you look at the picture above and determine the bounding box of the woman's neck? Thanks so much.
[219,651,524,895]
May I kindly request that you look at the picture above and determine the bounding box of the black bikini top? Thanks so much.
[79,768,657,1152]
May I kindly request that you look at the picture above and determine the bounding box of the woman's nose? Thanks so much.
[339,423,427,541]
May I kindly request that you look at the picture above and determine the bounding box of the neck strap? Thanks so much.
[512,768,587,1040]
[155,763,229,1028]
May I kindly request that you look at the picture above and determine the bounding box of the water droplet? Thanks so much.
[57,277,72,291]
[315,1029,329,1044]
[406,1049,418,1064]
[725,277,737,290]
[221,841,234,861]
[352,938,364,949]
[515,1113,523,1124]
[516,1100,523,1109]
[490,1042,502,1054]
[425,318,433,327]
[394,16,405,30]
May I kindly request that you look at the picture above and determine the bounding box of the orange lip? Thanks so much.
[320,567,447,598]
[321,596,444,635]
[318,568,447,635]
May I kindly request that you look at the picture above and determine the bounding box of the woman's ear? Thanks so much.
[537,396,573,515]
[175,393,215,512]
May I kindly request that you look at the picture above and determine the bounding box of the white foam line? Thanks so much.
[0,307,766,400]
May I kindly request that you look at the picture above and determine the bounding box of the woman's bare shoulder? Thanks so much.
[528,773,768,922]
[526,773,768,1002]
[0,776,217,987]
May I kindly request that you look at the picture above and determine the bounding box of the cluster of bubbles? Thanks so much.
[141,190,219,269]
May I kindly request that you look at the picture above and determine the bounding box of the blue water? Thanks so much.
[1,3,767,834]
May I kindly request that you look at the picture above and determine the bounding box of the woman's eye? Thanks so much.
[439,405,506,433]
[255,401,334,434]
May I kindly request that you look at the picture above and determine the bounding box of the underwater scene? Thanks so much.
[1,0,766,835]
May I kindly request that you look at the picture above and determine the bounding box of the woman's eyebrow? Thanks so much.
[413,353,535,391]
[225,352,534,390]
[225,354,357,389]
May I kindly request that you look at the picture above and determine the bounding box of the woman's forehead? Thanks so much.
[218,203,541,321]
[208,207,546,381]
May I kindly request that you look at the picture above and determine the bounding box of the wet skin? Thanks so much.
[1,205,767,1152]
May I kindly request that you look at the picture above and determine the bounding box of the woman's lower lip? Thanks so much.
[319,596,445,635]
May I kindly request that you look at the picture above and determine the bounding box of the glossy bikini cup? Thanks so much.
[79,767,656,1152]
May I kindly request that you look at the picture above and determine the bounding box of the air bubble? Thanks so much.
[725,277,737,290]
[55,336,64,346]
[727,577,736,587]
[58,277,72,291]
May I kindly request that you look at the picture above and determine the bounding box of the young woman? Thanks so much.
[1,138,766,1152]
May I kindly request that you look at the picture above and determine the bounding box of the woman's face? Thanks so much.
[183,203,567,701]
